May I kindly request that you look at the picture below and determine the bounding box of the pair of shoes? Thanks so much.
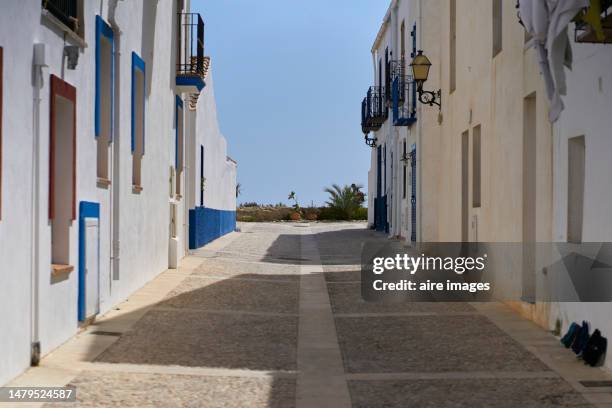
[582,329,608,367]
[561,321,608,367]
[571,321,590,355]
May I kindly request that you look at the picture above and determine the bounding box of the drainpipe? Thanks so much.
[109,0,122,281]
[417,0,423,244]
[30,44,47,365]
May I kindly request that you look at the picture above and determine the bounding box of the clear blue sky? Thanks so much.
[191,0,386,206]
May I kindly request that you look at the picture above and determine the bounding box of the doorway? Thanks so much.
[78,202,100,322]
[522,93,537,302]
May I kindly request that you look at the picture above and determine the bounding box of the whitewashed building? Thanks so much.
[365,0,612,370]
[362,0,440,244]
[363,0,419,242]
[548,7,612,371]
[0,0,236,384]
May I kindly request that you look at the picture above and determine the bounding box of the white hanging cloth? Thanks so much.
[519,0,589,122]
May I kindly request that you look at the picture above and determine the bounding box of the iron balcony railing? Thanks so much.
[389,60,408,103]
[177,13,205,77]
[574,0,612,43]
[392,73,417,127]
[42,0,78,31]
[361,86,387,134]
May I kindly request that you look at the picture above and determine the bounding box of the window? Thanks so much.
[377,146,382,198]
[0,46,3,219]
[450,0,457,92]
[175,96,184,197]
[492,0,503,57]
[42,0,85,37]
[131,52,145,191]
[402,140,407,199]
[522,93,537,301]
[522,93,536,245]
[95,16,113,185]
[49,75,77,268]
[385,47,390,100]
[567,136,585,243]
[461,130,469,242]
[472,125,481,208]
[383,144,386,193]
[378,58,382,89]
[400,20,406,61]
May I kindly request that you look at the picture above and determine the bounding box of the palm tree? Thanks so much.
[236,183,242,198]
[288,191,299,209]
[324,184,365,220]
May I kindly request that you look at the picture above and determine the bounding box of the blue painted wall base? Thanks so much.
[189,207,236,249]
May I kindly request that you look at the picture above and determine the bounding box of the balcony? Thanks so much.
[42,0,78,32]
[575,0,612,43]
[391,62,417,127]
[176,13,209,107]
[361,86,387,134]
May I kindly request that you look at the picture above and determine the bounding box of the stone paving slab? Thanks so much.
[312,226,374,266]
[220,229,303,263]
[45,371,295,408]
[191,258,301,280]
[347,378,594,408]
[335,315,550,373]
[96,310,297,371]
[159,276,299,314]
[324,270,361,282]
[328,282,476,314]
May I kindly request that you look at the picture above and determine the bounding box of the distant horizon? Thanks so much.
[192,0,385,206]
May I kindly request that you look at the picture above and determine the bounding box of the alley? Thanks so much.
[6,223,612,407]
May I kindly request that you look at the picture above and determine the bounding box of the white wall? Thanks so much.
[0,0,37,386]
[367,0,417,241]
[192,70,237,213]
[551,34,612,371]
[0,0,235,384]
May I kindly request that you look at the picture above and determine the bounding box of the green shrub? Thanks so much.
[318,207,346,220]
[353,207,368,220]
[323,183,366,220]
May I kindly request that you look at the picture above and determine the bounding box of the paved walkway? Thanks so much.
[4,222,612,407]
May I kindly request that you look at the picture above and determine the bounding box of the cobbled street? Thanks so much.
[13,222,607,407]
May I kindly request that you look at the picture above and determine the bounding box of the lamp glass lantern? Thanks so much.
[409,49,441,109]
[410,50,431,87]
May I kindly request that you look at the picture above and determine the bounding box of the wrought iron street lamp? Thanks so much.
[400,150,415,166]
[410,50,441,109]
[364,134,377,147]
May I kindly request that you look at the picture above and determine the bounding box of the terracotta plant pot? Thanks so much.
[289,211,302,221]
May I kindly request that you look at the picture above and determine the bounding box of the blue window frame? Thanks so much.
[95,15,114,139]
[175,95,184,196]
[175,96,183,169]
[131,52,146,154]
[131,52,145,189]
